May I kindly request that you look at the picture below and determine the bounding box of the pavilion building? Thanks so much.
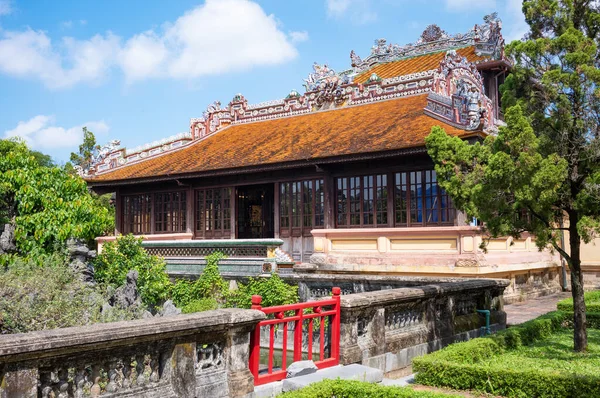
[86,15,563,300]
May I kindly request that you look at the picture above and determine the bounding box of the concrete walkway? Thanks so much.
[504,292,571,326]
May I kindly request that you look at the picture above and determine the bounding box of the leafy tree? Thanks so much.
[69,127,100,171]
[0,138,113,254]
[426,0,600,351]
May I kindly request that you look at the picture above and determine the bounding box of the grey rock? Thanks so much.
[282,364,383,392]
[101,302,113,313]
[159,300,182,317]
[0,223,16,254]
[142,311,154,319]
[309,253,327,267]
[66,238,96,283]
[286,360,318,378]
[113,270,141,309]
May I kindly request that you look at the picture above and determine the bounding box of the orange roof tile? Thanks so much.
[354,46,489,84]
[88,94,472,184]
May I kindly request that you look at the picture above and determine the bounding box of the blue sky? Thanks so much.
[0,0,528,163]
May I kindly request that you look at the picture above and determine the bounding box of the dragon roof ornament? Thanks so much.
[349,13,504,74]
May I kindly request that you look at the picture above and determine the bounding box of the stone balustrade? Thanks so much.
[0,309,264,398]
[336,279,508,373]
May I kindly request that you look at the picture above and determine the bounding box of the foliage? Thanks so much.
[425,0,600,351]
[94,234,171,308]
[171,252,227,308]
[558,290,600,312]
[69,126,100,172]
[228,274,298,309]
[277,379,454,398]
[0,138,113,254]
[181,298,219,314]
[0,254,98,333]
[413,311,600,397]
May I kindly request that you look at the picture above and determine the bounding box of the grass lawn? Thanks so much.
[557,290,600,312]
[413,312,600,397]
[479,328,600,376]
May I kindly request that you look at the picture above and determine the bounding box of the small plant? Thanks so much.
[171,252,227,308]
[94,234,171,308]
[181,298,219,314]
[227,273,298,309]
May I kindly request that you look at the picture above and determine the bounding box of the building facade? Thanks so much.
[86,15,562,300]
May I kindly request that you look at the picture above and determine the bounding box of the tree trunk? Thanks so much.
[568,212,587,352]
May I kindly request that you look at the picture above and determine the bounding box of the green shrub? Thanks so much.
[171,252,227,309]
[557,290,600,312]
[228,273,298,308]
[181,298,219,314]
[0,254,140,333]
[413,311,600,397]
[94,234,171,308]
[278,379,454,397]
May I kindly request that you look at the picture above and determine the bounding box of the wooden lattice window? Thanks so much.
[154,191,187,233]
[394,170,455,227]
[122,194,152,234]
[336,174,388,227]
[195,187,232,239]
[280,179,324,237]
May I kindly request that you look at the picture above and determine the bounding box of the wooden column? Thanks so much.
[386,172,394,227]
[231,186,237,239]
[323,171,335,229]
[114,189,122,236]
[186,187,194,237]
[274,182,280,239]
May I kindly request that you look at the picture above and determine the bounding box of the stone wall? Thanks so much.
[0,309,264,398]
[336,279,507,374]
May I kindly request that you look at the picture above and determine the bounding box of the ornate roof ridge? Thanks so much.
[348,13,504,75]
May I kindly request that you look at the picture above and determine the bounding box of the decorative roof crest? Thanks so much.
[349,14,504,73]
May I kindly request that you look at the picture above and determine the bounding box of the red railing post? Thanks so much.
[330,287,341,363]
[293,307,303,362]
[249,295,263,381]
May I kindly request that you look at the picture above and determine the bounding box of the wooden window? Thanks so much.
[394,170,455,227]
[335,174,388,227]
[195,187,231,239]
[280,179,324,237]
[122,194,151,234]
[154,191,187,233]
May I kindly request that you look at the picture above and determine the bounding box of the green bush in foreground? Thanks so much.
[413,311,600,397]
[278,379,454,398]
[181,298,219,314]
[557,290,600,313]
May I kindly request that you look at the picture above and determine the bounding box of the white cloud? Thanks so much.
[289,30,309,43]
[0,0,12,16]
[444,0,496,11]
[326,0,377,25]
[4,115,109,150]
[0,29,120,89]
[61,21,73,29]
[0,0,300,88]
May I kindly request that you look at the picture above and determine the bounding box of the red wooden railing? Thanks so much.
[248,287,341,386]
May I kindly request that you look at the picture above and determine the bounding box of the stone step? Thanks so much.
[281,364,384,392]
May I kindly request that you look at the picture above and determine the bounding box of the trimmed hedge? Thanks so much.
[413,311,600,398]
[557,290,600,313]
[277,379,455,398]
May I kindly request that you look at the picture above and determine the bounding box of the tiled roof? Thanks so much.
[354,46,489,84]
[88,94,473,184]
